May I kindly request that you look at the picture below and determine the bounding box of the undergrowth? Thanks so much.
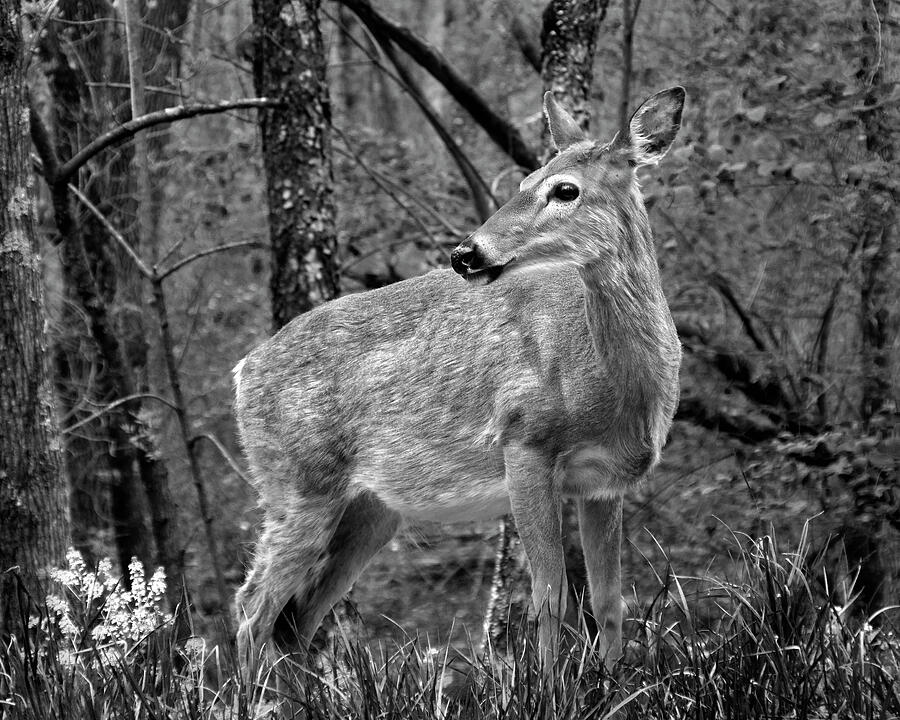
[1,528,897,719]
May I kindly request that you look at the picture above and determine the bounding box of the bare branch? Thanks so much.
[62,393,178,435]
[68,183,154,279]
[373,35,496,222]
[56,98,282,183]
[332,10,496,222]
[332,141,445,247]
[158,240,267,280]
[191,433,253,486]
[335,0,540,171]
[70,181,264,281]
[333,135,466,238]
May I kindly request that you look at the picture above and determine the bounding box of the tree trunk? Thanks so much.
[252,0,340,330]
[0,0,69,637]
[617,0,638,134]
[540,0,608,135]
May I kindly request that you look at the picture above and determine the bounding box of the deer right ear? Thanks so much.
[615,86,685,166]
[543,92,586,151]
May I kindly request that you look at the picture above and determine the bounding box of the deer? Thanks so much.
[233,87,685,672]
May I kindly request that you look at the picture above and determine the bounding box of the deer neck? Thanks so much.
[577,217,674,421]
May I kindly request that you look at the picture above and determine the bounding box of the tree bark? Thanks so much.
[252,0,340,330]
[0,0,69,637]
[540,0,608,135]
[617,0,639,134]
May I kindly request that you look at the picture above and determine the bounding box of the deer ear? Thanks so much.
[615,86,685,166]
[543,92,586,151]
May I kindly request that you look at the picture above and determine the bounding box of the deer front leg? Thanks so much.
[504,444,566,668]
[577,495,623,669]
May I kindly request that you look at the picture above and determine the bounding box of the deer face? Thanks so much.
[450,87,684,285]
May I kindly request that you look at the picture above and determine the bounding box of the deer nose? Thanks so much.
[451,241,478,275]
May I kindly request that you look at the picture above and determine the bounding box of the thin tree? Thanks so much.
[857,0,897,425]
[0,0,69,637]
[840,0,898,615]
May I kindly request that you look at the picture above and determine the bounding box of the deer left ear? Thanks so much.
[543,92,586,151]
[614,86,685,166]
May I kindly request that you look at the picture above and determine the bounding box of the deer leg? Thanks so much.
[577,495,623,668]
[504,444,566,668]
[288,489,401,643]
[235,494,345,667]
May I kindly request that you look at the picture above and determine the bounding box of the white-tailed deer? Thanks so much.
[234,87,684,669]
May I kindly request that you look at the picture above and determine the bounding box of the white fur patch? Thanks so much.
[232,357,247,399]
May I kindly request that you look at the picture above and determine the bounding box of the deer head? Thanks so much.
[450,87,684,286]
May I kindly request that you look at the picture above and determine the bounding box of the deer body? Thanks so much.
[235,87,685,667]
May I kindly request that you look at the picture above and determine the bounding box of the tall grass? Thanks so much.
[2,531,897,719]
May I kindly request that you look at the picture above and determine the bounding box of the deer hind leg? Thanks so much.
[577,495,623,669]
[503,444,566,668]
[287,489,401,644]
[235,493,346,667]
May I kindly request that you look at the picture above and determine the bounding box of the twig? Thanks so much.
[330,9,496,221]
[158,240,266,279]
[332,136,466,237]
[332,143,448,247]
[68,183,154,278]
[69,183,265,281]
[62,393,179,434]
[191,433,253,486]
[156,235,187,268]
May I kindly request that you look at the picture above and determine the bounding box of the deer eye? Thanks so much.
[551,182,580,202]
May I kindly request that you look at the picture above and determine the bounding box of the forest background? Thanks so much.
[1,0,898,656]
